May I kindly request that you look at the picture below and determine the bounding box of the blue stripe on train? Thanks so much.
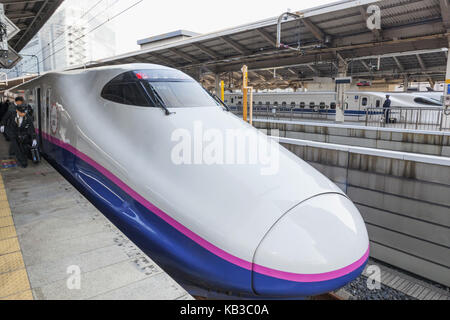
[40,135,366,298]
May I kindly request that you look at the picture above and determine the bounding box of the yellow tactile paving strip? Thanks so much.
[0,176,33,300]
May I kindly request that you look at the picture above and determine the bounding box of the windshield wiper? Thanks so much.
[205,90,231,112]
[142,82,174,116]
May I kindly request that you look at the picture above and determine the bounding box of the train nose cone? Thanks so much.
[252,193,369,298]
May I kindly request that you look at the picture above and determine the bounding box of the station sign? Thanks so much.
[0,47,21,69]
[0,3,22,69]
[335,77,352,84]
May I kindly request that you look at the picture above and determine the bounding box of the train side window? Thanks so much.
[330,102,336,109]
[309,102,315,109]
[265,101,270,107]
[273,101,279,107]
[258,101,263,106]
[375,100,381,108]
[300,102,305,109]
[231,98,234,103]
[319,102,326,109]
[361,97,368,107]
[102,81,151,107]
[281,102,287,107]
[290,102,296,108]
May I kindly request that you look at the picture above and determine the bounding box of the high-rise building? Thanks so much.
[2,0,117,77]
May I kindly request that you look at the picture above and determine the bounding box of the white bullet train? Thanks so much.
[11,64,369,298]
[225,91,444,120]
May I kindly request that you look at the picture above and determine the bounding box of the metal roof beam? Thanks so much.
[255,28,276,47]
[302,18,326,42]
[7,12,37,20]
[168,48,199,63]
[392,56,404,72]
[148,54,178,67]
[307,64,319,74]
[416,54,426,70]
[192,43,222,59]
[249,71,266,81]
[360,60,371,71]
[220,36,252,55]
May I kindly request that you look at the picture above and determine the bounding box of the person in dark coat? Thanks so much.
[6,104,38,168]
[1,97,26,138]
[0,99,10,121]
[383,95,391,124]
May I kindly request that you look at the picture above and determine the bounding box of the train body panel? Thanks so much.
[12,64,369,298]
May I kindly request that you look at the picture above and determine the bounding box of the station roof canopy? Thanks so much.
[73,0,450,89]
[3,0,64,52]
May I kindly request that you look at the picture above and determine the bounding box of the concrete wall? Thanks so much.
[256,119,450,157]
[276,137,450,287]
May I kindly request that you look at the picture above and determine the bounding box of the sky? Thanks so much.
[62,0,338,57]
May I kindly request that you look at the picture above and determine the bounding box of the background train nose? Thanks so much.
[252,193,369,297]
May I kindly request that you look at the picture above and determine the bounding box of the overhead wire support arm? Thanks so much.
[276,11,302,50]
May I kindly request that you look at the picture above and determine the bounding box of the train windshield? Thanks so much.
[135,70,220,108]
[101,70,221,109]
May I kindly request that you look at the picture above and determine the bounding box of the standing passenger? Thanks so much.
[6,104,38,168]
[383,95,391,124]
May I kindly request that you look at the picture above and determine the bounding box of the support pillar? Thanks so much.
[335,55,348,123]
[215,74,221,96]
[444,39,450,116]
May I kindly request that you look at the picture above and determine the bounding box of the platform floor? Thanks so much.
[0,139,192,300]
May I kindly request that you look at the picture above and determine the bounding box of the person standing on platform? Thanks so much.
[1,96,26,140]
[383,95,392,124]
[6,104,38,168]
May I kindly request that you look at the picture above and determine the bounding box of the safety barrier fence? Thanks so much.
[365,107,450,131]
[230,105,450,131]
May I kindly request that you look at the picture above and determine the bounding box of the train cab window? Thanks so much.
[413,97,442,106]
[330,102,336,110]
[102,82,148,106]
[309,102,315,109]
[361,97,368,107]
[300,102,305,109]
[101,75,153,107]
[102,70,218,108]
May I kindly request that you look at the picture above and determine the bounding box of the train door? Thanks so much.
[36,88,43,148]
[45,88,51,133]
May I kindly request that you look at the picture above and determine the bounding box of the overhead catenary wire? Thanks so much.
[13,0,143,76]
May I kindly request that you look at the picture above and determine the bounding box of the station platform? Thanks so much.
[0,139,192,300]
